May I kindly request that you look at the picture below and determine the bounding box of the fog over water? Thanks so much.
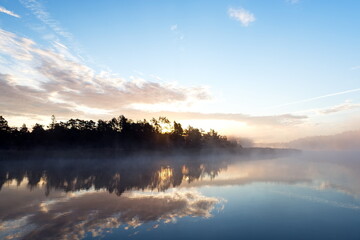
[1,1,360,239]
[0,150,360,240]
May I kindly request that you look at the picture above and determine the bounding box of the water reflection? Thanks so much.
[0,156,229,195]
[181,151,360,197]
[0,188,221,240]
[1,151,360,240]
[0,155,231,240]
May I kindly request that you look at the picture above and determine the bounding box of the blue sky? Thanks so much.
[0,0,359,143]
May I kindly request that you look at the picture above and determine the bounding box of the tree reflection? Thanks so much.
[0,156,229,195]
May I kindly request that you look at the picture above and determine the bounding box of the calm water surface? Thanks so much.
[1,151,360,240]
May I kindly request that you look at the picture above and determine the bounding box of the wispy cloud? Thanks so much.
[0,28,308,128]
[0,27,318,139]
[19,0,72,41]
[121,110,307,127]
[286,0,300,4]
[272,88,360,109]
[228,7,255,27]
[0,29,210,120]
[170,24,184,40]
[294,100,360,116]
[351,65,360,70]
[170,24,177,31]
[318,102,360,114]
[0,6,20,18]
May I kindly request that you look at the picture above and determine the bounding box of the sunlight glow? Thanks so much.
[179,119,247,135]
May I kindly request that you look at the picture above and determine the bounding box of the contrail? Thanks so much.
[272,87,360,109]
[0,6,20,18]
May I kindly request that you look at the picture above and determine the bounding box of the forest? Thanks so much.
[0,115,238,152]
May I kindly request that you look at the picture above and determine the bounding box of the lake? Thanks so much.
[1,151,360,240]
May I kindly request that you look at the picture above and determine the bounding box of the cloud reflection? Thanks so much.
[1,151,360,239]
[180,152,360,197]
[0,189,222,240]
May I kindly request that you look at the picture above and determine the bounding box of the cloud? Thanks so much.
[351,65,360,70]
[135,111,307,126]
[19,0,72,41]
[0,29,210,121]
[0,28,309,128]
[318,102,360,114]
[286,0,300,4]
[170,24,178,31]
[170,24,184,40]
[0,6,20,18]
[228,7,255,27]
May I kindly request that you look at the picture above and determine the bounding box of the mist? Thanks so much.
[286,131,360,151]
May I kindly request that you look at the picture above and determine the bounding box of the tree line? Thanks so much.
[0,115,238,151]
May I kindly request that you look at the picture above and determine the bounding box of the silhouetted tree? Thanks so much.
[32,124,45,134]
[51,115,56,129]
[20,124,29,134]
[0,115,238,151]
[170,121,184,147]
[184,126,202,149]
[0,116,10,132]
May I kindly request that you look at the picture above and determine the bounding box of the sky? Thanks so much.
[0,0,359,143]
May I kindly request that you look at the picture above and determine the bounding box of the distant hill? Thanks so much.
[262,130,360,151]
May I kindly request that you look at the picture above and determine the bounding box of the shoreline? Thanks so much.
[0,147,301,161]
